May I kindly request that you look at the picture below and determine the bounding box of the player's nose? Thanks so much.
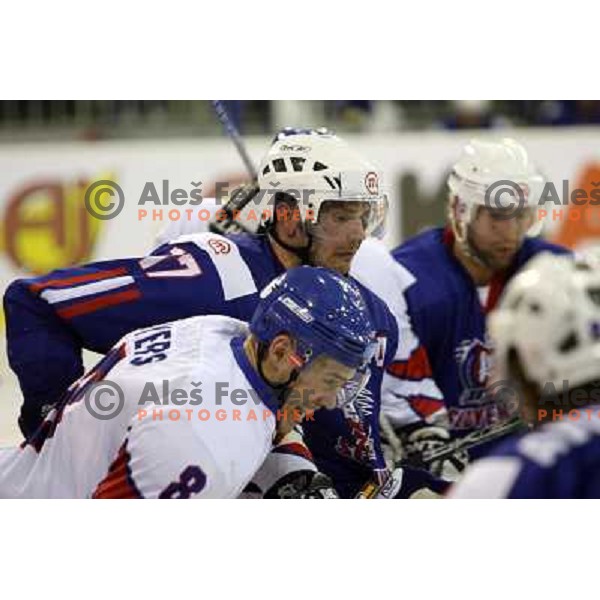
[344,218,366,244]
[495,217,521,242]
[312,392,337,410]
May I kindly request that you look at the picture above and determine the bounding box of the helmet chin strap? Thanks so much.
[463,227,496,271]
[268,227,313,264]
[451,198,496,272]
[261,194,315,264]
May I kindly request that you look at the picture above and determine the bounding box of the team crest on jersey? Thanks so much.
[449,336,516,431]
[335,387,377,466]
[455,337,493,406]
[335,418,375,466]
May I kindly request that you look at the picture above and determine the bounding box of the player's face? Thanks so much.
[285,355,357,415]
[468,206,535,270]
[309,201,369,274]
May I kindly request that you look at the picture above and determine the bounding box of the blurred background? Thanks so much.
[2,100,600,140]
[1,100,598,271]
[0,99,599,442]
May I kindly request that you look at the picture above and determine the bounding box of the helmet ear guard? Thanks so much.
[448,193,469,244]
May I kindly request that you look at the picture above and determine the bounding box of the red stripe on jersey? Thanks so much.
[57,288,141,319]
[29,267,128,293]
[274,441,314,461]
[485,271,508,314]
[408,397,445,419]
[93,442,141,499]
[386,346,433,380]
[442,226,457,248]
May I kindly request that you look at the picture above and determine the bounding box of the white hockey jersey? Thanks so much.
[0,315,279,498]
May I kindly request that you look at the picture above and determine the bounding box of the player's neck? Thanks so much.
[453,241,494,286]
[267,234,304,269]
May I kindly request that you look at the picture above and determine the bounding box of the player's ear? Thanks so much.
[267,334,297,372]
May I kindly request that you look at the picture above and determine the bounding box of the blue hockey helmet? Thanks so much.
[250,266,377,371]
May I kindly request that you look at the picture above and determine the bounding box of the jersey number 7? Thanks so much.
[139,246,202,278]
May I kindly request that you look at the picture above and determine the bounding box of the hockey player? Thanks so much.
[448,252,600,498]
[3,130,398,498]
[0,267,377,498]
[380,138,570,478]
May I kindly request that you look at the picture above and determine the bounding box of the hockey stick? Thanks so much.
[210,101,260,235]
[355,416,525,498]
[420,417,525,465]
[211,100,257,180]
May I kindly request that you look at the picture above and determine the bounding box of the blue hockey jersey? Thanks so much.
[381,227,570,456]
[448,412,600,498]
[3,232,399,498]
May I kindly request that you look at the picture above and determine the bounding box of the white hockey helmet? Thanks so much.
[489,251,600,392]
[256,131,388,238]
[447,137,544,242]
